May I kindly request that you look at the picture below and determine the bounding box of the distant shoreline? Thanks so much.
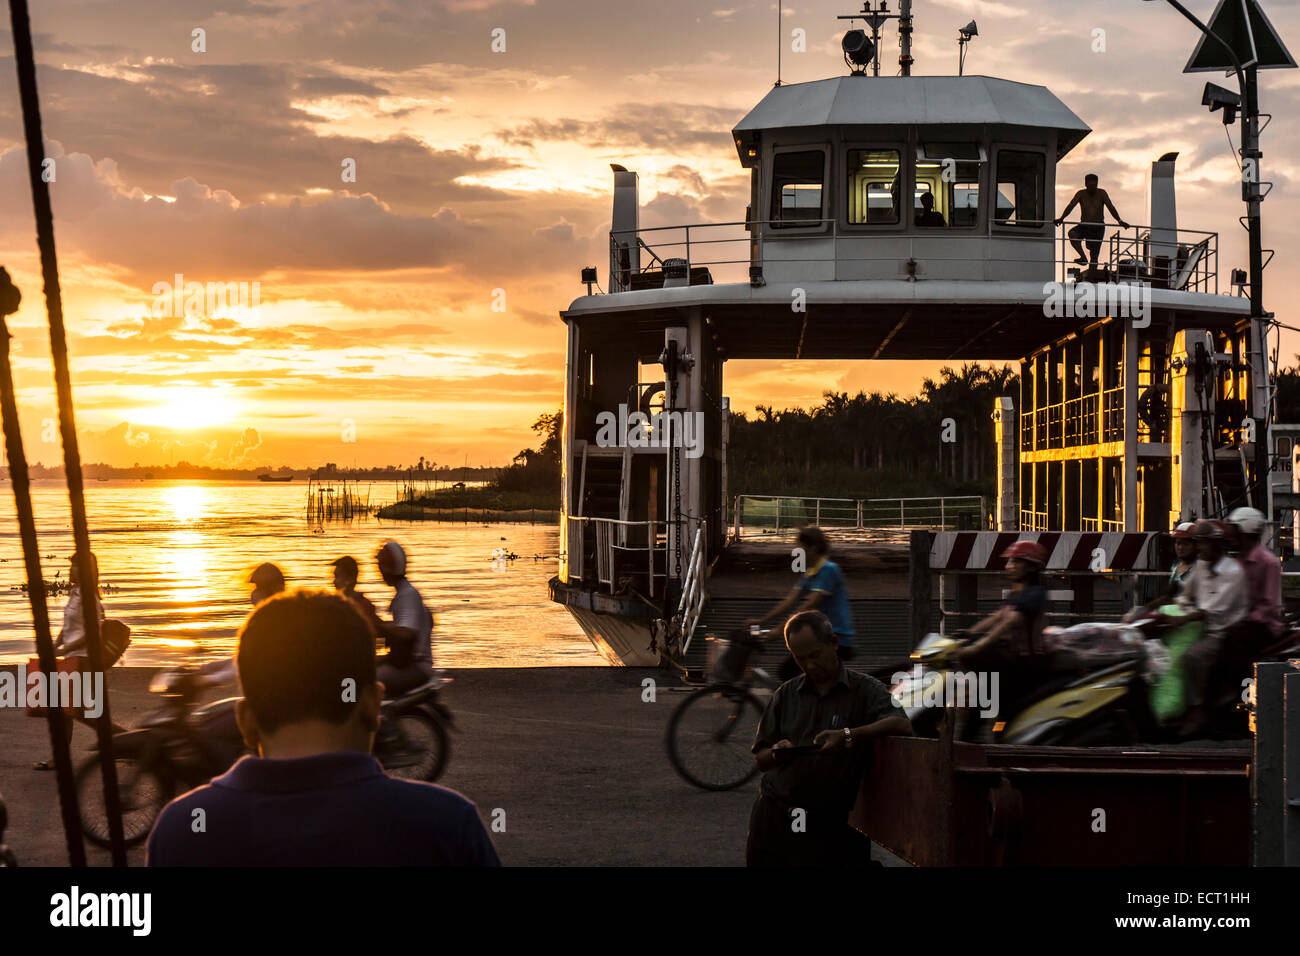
[1,469,501,483]
[376,502,560,523]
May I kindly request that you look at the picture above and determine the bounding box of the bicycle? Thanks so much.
[665,628,782,791]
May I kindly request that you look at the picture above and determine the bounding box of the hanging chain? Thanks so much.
[671,369,683,581]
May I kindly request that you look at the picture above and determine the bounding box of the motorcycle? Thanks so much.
[887,633,963,737]
[75,665,454,848]
[890,621,1300,746]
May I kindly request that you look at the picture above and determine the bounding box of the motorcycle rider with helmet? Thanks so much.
[953,540,1050,717]
[1168,519,1249,737]
[1226,506,1283,648]
[374,540,436,697]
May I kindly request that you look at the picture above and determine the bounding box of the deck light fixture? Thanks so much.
[580,266,598,294]
[1201,81,1241,124]
[957,20,978,75]
[842,29,875,72]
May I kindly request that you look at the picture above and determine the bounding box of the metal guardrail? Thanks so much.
[733,494,985,537]
[565,514,704,599]
[934,568,1300,629]
[1019,513,1125,533]
[609,219,1220,293]
[676,523,708,656]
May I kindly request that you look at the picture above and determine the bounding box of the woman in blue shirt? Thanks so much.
[751,527,856,680]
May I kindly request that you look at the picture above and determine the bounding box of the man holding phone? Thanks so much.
[747,611,912,867]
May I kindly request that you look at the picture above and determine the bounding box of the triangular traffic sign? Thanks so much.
[1184,0,1296,72]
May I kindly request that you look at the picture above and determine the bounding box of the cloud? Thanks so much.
[496,103,743,153]
[228,426,263,462]
[533,220,576,241]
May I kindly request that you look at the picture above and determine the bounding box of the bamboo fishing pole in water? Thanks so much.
[6,0,128,864]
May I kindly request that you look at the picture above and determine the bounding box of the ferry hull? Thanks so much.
[548,575,661,666]
[566,607,658,667]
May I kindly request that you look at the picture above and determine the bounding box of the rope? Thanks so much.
[7,0,127,864]
[0,270,84,865]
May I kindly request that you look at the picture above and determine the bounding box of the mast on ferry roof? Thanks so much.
[837,1,914,77]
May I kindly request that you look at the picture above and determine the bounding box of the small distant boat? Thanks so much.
[257,474,293,483]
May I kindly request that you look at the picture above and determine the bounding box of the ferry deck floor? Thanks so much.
[686,532,1133,677]
[1,666,909,867]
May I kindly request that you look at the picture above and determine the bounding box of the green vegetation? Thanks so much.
[382,363,1021,521]
[376,412,561,520]
[494,411,561,494]
[391,486,554,511]
[727,363,1018,500]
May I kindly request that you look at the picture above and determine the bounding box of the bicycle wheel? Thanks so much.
[665,683,766,791]
[75,754,172,848]
[378,713,450,782]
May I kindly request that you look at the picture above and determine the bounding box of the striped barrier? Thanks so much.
[930,531,1157,572]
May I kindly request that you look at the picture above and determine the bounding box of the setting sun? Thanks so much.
[128,386,239,430]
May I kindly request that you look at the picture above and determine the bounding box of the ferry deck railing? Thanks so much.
[733,494,985,538]
[676,523,708,656]
[610,220,1220,294]
[565,514,704,598]
[1022,384,1131,456]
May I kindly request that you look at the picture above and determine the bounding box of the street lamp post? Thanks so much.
[1145,0,1273,512]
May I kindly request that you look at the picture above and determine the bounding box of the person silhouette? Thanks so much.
[1055,173,1129,266]
[915,192,946,227]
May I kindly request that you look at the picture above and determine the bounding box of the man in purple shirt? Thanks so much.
[146,589,498,867]
[1229,507,1283,644]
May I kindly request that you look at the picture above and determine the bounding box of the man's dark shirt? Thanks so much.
[146,750,500,866]
[1007,584,1047,655]
[751,666,898,818]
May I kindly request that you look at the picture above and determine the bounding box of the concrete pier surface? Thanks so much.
[0,666,903,867]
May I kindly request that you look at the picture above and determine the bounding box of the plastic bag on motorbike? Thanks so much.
[1041,621,1145,667]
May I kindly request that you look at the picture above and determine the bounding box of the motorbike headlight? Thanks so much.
[1003,717,1069,745]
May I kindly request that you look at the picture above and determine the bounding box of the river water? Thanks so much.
[0,480,599,668]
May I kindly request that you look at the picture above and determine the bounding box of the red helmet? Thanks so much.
[1001,540,1048,566]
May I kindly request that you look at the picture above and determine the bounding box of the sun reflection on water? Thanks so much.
[164,485,205,524]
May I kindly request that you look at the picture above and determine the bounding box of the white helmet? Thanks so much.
[376,540,407,576]
[1228,507,1266,536]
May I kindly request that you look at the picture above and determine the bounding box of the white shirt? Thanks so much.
[1177,556,1248,640]
[389,578,434,674]
[59,586,104,657]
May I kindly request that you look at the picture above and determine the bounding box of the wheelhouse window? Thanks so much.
[770,149,825,227]
[995,150,1046,227]
[847,149,902,225]
[914,143,982,228]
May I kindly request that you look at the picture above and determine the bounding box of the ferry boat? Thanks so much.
[548,6,1287,668]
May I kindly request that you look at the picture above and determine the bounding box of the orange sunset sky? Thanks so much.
[1,0,1299,470]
